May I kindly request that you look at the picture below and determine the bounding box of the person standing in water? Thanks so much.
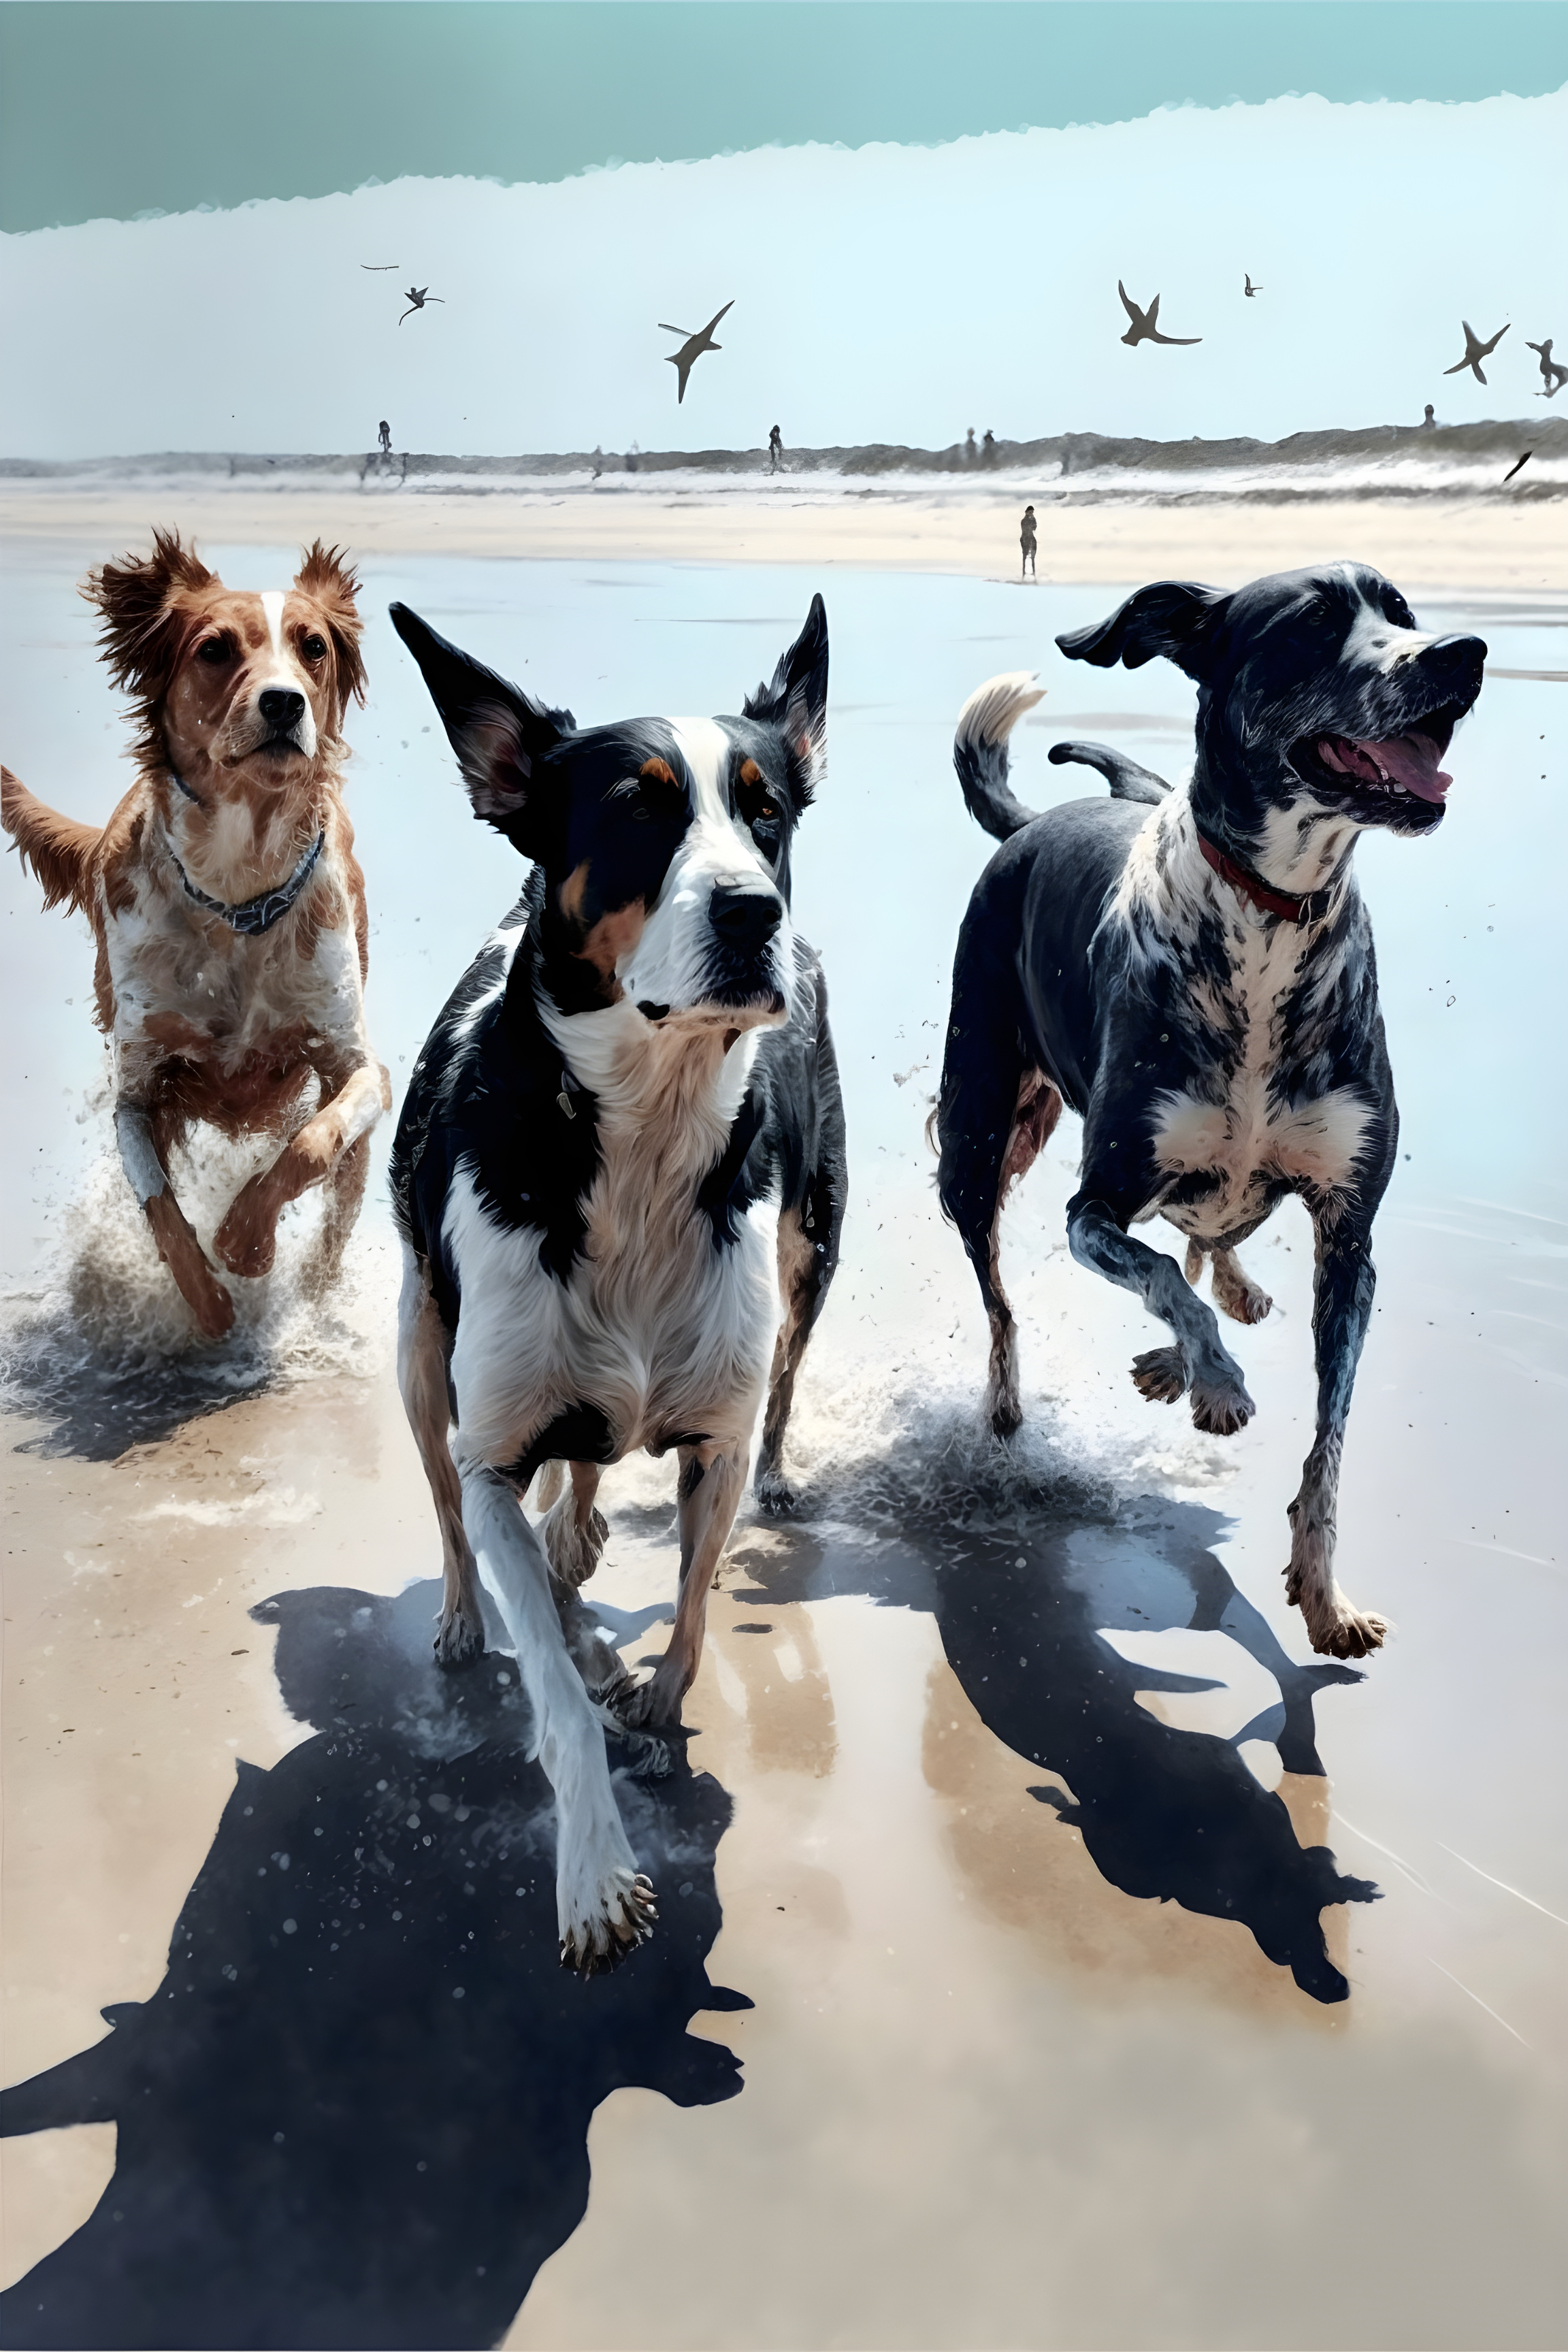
[1020,504,1038,580]
[768,424,783,473]
[378,419,392,455]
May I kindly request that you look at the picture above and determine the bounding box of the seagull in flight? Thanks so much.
[1443,320,1508,385]
[1526,338,1567,397]
[659,301,734,402]
[399,285,444,325]
[361,263,400,272]
[1117,282,1201,346]
[1244,274,1262,297]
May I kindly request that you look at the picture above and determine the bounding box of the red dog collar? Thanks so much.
[1196,830,1333,926]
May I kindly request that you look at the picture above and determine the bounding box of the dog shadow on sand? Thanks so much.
[731,1457,1379,2006]
[1,1578,746,2351]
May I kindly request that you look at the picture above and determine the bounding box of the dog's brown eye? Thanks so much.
[196,636,231,666]
[757,800,779,822]
[301,633,329,662]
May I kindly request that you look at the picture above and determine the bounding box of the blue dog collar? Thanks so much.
[171,829,326,936]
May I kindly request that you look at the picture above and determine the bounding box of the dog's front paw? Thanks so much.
[432,1605,485,1670]
[559,1869,657,1975]
[1131,1344,1188,1404]
[1211,1258,1273,1326]
[214,1181,281,1279]
[180,1264,235,1340]
[1188,1372,1256,1436]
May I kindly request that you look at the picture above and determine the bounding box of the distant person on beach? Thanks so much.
[983,429,996,463]
[768,424,783,472]
[378,420,392,455]
[1420,404,1436,428]
[966,427,977,461]
[1020,504,1037,581]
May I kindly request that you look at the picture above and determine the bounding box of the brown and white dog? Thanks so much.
[1,531,391,1337]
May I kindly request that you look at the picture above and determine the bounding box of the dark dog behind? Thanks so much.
[936,564,1485,1659]
[389,598,845,1970]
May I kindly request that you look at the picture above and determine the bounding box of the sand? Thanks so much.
[1,479,1563,591]
[3,533,1564,2347]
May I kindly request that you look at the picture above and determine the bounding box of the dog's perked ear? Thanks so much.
[294,540,367,712]
[1056,581,1228,683]
[743,593,828,800]
[389,603,575,857]
[82,526,214,700]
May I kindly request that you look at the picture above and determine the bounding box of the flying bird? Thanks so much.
[1501,451,1533,485]
[361,263,401,272]
[1526,337,1568,397]
[659,300,734,402]
[399,285,445,325]
[1117,282,1201,347]
[1244,274,1262,297]
[1443,320,1508,385]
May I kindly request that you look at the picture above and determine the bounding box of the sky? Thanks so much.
[1,3,1565,455]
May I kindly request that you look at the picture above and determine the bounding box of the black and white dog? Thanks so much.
[936,564,1485,1660]
[389,598,845,1969]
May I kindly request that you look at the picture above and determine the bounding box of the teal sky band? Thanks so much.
[3,1,1567,233]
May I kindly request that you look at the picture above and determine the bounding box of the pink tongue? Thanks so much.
[1355,731,1451,802]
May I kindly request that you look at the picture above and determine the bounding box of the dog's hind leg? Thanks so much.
[754,1177,840,1512]
[459,1455,656,1971]
[397,1244,485,1669]
[938,1049,1061,1435]
[120,1098,235,1341]
[1285,1207,1388,1661]
[1185,1238,1273,1325]
[542,1461,609,1590]
[619,1441,745,1728]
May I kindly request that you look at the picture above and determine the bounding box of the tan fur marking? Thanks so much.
[640,757,676,787]
[572,902,646,985]
[738,757,763,787]
[559,860,591,924]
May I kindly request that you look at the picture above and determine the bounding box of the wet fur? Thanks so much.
[936,564,1486,1661]
[388,600,845,1970]
[1,532,389,1337]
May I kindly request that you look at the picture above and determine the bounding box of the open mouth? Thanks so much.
[1293,702,1466,807]
[637,990,787,1030]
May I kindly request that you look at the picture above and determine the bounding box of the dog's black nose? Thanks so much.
[259,687,306,731]
[710,885,782,953]
[1424,633,1488,691]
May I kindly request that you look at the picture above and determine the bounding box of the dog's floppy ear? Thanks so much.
[295,541,367,712]
[390,603,574,855]
[744,592,828,800]
[82,527,214,700]
[1056,581,1228,682]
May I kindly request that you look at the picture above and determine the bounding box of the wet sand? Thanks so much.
[1,478,1564,591]
[3,530,1565,2345]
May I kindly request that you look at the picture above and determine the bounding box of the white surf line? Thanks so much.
[1451,1537,1560,1571]
[1330,1812,1435,1895]
[1428,1959,1531,2050]
[1437,1844,1568,1931]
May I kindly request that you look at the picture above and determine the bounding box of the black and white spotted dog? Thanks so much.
[935,564,1485,1660]
[389,598,845,1969]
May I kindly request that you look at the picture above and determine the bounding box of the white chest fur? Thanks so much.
[446,1007,779,1470]
[1135,819,1371,1237]
[105,858,365,1076]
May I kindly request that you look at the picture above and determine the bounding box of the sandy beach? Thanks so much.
[1,478,1564,593]
[3,513,1564,2347]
